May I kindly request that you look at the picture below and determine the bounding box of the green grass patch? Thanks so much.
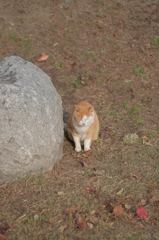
[9,34,18,41]
[153,39,159,46]
[129,106,139,117]
[133,66,147,79]
[56,62,63,69]
[123,101,128,109]
[137,117,143,124]
[86,51,94,58]
[72,75,82,88]
[110,111,124,120]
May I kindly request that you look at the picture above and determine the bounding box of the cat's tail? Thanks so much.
[64,123,67,132]
[63,110,70,132]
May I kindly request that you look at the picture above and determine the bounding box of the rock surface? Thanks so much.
[0,56,63,184]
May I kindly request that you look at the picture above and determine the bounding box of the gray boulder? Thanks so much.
[0,56,63,184]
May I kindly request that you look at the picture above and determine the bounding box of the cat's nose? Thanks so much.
[82,123,85,126]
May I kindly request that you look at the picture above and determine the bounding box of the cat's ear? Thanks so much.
[74,105,79,112]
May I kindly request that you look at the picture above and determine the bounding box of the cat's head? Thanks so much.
[73,101,94,127]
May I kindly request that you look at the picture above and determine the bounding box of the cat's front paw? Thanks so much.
[75,146,82,152]
[84,147,91,152]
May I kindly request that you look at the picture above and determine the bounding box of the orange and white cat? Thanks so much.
[67,100,99,152]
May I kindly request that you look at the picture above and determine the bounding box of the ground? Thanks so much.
[0,0,159,239]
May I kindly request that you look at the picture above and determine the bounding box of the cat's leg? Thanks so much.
[84,138,91,152]
[73,135,81,152]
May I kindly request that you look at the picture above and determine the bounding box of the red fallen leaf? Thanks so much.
[100,131,107,139]
[0,233,8,240]
[86,187,94,194]
[76,215,86,229]
[134,35,139,40]
[0,220,9,236]
[114,32,118,39]
[113,205,124,217]
[137,206,148,219]
[105,127,110,132]
[85,149,92,156]
[73,237,81,240]
[37,53,49,62]
[71,62,76,68]
[137,131,148,138]
[77,214,82,224]
[80,161,88,168]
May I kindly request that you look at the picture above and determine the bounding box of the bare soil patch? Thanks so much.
[0,0,159,239]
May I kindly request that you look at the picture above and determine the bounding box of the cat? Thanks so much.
[67,100,99,152]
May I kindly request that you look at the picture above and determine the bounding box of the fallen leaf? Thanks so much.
[143,140,152,146]
[81,156,89,161]
[65,205,77,213]
[54,43,59,46]
[125,204,132,210]
[131,174,141,179]
[86,187,94,194]
[34,214,39,221]
[87,222,93,229]
[150,196,159,204]
[86,216,99,225]
[105,127,110,132]
[76,214,86,229]
[102,200,113,212]
[134,223,146,229]
[0,221,9,235]
[90,210,96,215]
[71,62,76,68]
[94,169,105,176]
[110,147,118,151]
[80,161,88,168]
[134,35,139,40]
[59,225,67,233]
[85,149,92,156]
[113,205,124,217]
[152,218,157,225]
[137,131,148,138]
[62,234,68,240]
[0,234,8,240]
[100,131,107,139]
[37,53,49,62]
[116,188,124,196]
[140,199,147,206]
[77,214,82,224]
[97,20,103,28]
[100,205,106,212]
[73,237,80,240]
[137,206,148,219]
[105,222,114,228]
[114,32,118,39]
[58,191,65,196]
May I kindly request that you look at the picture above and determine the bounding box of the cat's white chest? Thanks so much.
[74,124,89,141]
[72,114,94,141]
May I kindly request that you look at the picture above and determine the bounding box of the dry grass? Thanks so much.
[0,0,159,239]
